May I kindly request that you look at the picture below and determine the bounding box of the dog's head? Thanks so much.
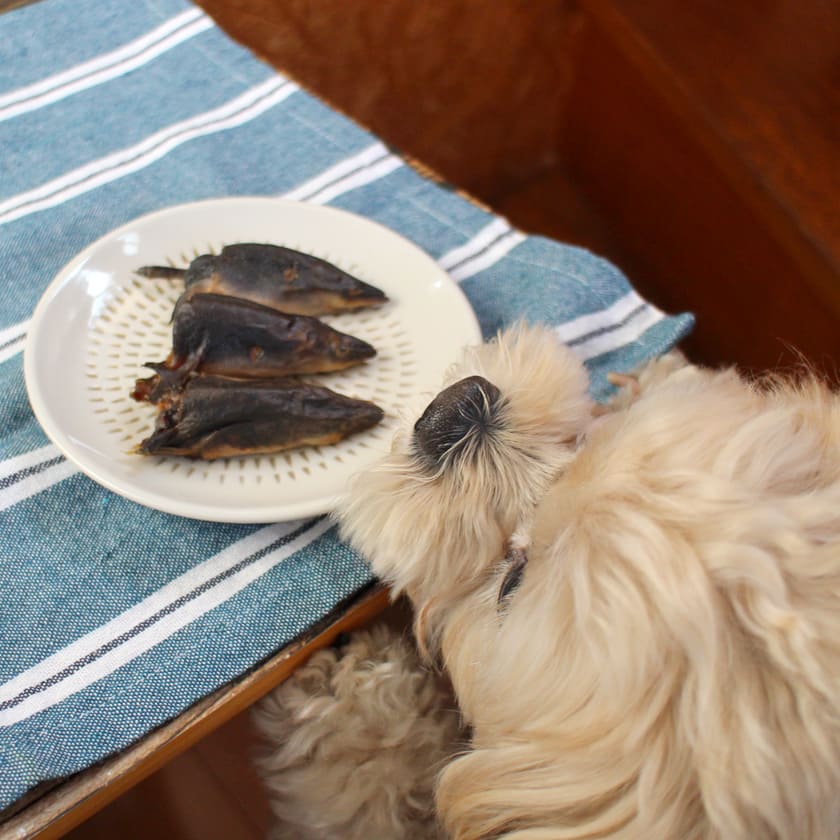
[338,323,592,613]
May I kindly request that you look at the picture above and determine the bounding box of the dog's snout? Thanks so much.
[413,375,502,463]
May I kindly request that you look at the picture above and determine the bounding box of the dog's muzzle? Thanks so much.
[413,375,502,465]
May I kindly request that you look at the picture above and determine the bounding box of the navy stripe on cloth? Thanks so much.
[0,517,324,713]
[0,455,65,491]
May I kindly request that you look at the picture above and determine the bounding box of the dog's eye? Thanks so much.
[498,544,528,604]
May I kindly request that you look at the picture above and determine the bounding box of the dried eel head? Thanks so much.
[172,293,377,375]
[137,242,388,316]
[132,292,377,401]
[137,374,384,460]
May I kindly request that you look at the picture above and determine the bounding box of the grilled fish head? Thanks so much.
[171,293,376,377]
[320,325,378,366]
[150,243,389,316]
[219,243,388,310]
[137,375,384,460]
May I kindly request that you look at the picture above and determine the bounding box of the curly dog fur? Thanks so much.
[259,324,840,839]
[253,623,461,839]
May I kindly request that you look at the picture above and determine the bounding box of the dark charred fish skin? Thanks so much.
[172,291,373,376]
[136,242,388,316]
[137,374,384,460]
[174,292,376,374]
[131,362,191,404]
[134,265,186,280]
[131,293,377,404]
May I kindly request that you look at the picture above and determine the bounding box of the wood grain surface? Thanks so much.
[558,11,840,371]
[585,0,840,299]
[192,0,579,203]
[561,0,840,371]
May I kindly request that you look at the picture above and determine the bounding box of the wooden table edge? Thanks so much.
[0,583,391,840]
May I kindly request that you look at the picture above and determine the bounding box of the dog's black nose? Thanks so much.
[413,375,502,463]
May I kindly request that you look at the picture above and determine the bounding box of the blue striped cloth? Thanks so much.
[0,0,693,810]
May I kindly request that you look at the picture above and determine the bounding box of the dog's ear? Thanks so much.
[517,483,840,838]
[520,369,840,838]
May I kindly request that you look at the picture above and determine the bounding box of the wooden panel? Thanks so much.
[193,0,577,202]
[558,11,840,372]
[63,712,272,840]
[584,0,840,307]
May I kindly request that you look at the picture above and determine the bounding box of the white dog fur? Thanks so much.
[259,324,840,839]
[253,622,462,839]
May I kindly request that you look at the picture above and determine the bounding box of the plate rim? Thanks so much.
[23,196,482,523]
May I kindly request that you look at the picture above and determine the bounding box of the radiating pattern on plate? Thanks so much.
[84,241,416,486]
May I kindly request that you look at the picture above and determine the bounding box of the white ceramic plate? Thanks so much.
[24,198,481,523]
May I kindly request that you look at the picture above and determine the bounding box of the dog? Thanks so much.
[259,324,840,838]
[253,620,462,839]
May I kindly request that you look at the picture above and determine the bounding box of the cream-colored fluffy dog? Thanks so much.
[255,325,840,838]
[253,622,462,839]
[333,324,840,839]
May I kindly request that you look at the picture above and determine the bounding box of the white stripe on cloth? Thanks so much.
[0,443,61,481]
[301,155,403,205]
[0,76,299,227]
[0,335,26,366]
[282,142,397,202]
[0,516,333,727]
[437,217,513,272]
[447,231,526,282]
[0,457,77,513]
[0,10,212,123]
[0,319,30,364]
[0,319,31,347]
[571,304,665,362]
[555,290,661,345]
